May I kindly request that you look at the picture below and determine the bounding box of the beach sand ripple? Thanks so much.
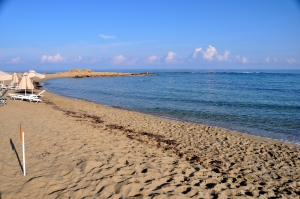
[0,90,299,198]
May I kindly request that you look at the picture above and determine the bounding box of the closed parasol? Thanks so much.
[11,73,19,86]
[18,73,34,95]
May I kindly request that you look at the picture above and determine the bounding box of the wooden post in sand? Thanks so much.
[20,124,26,176]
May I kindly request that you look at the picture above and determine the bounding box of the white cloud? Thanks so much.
[286,58,296,64]
[99,34,116,39]
[145,55,160,63]
[193,45,230,61]
[235,55,248,63]
[112,55,126,64]
[192,48,202,59]
[274,58,278,62]
[217,50,230,61]
[202,45,217,61]
[74,56,82,62]
[41,53,65,63]
[89,57,100,63]
[127,58,138,65]
[165,51,177,63]
[7,57,24,64]
[265,57,270,63]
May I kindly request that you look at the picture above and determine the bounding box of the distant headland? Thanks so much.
[42,68,152,80]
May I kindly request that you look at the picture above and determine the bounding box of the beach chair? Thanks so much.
[1,84,8,89]
[9,93,30,101]
[28,97,42,103]
[12,86,20,91]
[8,93,19,99]
[29,90,45,99]
[0,89,8,106]
[22,95,42,103]
[0,98,6,106]
[9,94,26,101]
[10,94,42,103]
[0,84,7,89]
[0,89,8,98]
[8,85,18,90]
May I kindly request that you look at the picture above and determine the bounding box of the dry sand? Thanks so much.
[0,75,300,198]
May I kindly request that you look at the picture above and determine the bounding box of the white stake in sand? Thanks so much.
[20,124,26,176]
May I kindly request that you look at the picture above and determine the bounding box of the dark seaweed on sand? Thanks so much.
[44,99,200,164]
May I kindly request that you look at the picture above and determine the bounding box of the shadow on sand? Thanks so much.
[10,138,23,173]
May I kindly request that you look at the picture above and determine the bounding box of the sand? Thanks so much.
[0,74,300,198]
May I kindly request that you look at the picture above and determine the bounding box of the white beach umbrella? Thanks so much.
[27,70,45,92]
[18,73,34,96]
[0,70,12,85]
[28,70,45,79]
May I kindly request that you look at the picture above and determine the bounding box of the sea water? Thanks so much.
[43,70,300,145]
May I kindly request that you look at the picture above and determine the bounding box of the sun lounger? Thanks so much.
[10,94,26,101]
[10,94,42,103]
[0,89,8,106]
[8,93,19,99]
[29,90,45,99]
[0,84,8,89]
[0,89,8,98]
[8,85,20,90]
[24,96,42,103]
[0,98,7,106]
[8,89,44,103]
[27,97,42,103]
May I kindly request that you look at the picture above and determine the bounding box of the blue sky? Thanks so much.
[0,0,300,71]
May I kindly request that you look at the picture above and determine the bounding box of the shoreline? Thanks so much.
[0,73,299,198]
[44,90,300,148]
[40,73,299,147]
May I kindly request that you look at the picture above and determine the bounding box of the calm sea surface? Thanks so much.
[43,70,300,145]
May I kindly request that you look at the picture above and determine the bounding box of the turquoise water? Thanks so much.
[43,70,300,145]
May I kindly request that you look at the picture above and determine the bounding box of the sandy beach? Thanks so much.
[0,73,300,198]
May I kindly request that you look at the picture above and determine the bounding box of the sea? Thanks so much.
[42,69,300,145]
